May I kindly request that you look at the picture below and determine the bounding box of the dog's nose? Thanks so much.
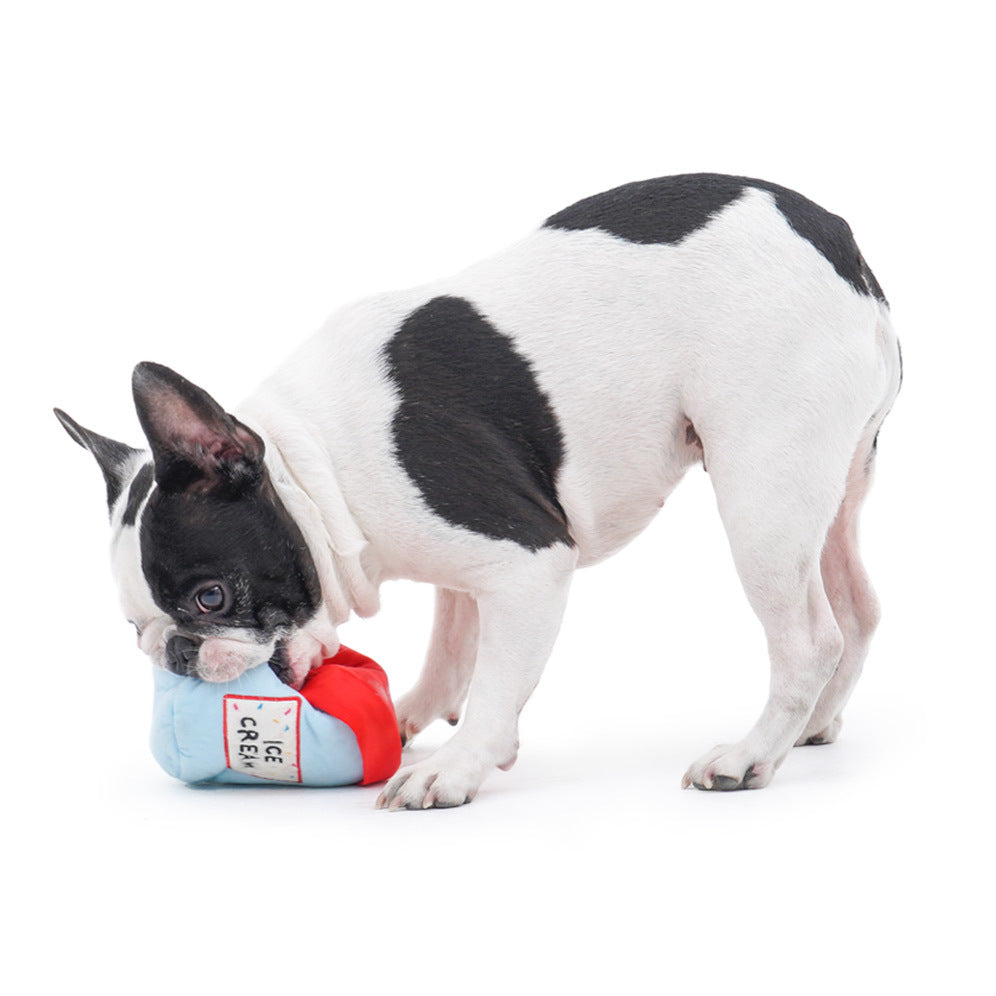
[165,635,202,676]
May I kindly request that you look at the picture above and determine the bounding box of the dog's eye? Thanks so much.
[194,584,226,613]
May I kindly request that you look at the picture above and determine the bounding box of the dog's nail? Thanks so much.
[376,780,400,810]
[446,715,459,726]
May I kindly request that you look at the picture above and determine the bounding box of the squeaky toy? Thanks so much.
[150,645,401,786]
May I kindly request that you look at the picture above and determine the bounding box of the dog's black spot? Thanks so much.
[139,478,320,639]
[545,173,749,246]
[122,462,154,527]
[752,180,888,303]
[384,295,571,551]
[544,174,887,302]
[859,250,887,305]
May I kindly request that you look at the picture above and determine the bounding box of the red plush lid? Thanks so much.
[297,645,401,785]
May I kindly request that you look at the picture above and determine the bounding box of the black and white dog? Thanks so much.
[56,174,901,808]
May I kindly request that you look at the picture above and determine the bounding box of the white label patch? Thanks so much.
[223,695,302,782]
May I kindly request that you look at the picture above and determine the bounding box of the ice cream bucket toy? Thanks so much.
[150,645,401,786]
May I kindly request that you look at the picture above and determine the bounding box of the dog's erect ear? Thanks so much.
[54,409,144,512]
[131,362,265,496]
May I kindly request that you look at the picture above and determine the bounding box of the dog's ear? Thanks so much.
[131,362,265,496]
[54,409,144,512]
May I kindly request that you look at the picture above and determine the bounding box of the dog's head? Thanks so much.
[56,362,336,684]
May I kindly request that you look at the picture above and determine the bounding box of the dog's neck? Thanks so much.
[238,402,381,625]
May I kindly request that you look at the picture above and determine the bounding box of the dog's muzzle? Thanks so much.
[164,633,291,680]
[164,634,202,676]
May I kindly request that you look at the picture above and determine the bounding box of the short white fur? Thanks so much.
[109,185,901,806]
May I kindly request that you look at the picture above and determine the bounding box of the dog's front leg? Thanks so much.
[376,546,575,810]
[394,588,479,745]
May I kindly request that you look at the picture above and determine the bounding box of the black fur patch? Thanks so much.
[544,174,887,302]
[384,295,571,551]
[544,173,749,246]
[139,481,320,639]
[751,179,888,303]
[858,252,887,304]
[54,408,143,512]
[122,462,154,527]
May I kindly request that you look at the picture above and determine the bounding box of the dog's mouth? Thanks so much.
[163,634,291,681]
[265,641,293,683]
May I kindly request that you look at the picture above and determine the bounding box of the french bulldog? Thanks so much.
[56,173,902,808]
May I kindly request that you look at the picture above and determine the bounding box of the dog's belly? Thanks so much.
[559,464,689,567]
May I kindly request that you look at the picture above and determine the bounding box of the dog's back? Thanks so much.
[260,174,898,572]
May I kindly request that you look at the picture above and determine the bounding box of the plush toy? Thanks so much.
[150,645,402,786]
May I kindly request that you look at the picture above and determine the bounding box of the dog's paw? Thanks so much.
[795,715,842,747]
[681,743,775,791]
[394,688,461,747]
[375,749,486,811]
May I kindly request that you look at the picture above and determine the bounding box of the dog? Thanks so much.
[56,173,902,808]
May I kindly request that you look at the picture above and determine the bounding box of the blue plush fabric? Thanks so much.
[150,664,364,786]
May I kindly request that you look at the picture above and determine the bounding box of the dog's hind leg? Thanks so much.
[795,430,882,746]
[394,588,479,745]
[682,422,855,791]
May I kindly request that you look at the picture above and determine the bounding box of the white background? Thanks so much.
[3,2,992,993]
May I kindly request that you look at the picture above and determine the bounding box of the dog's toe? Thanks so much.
[394,690,463,748]
[682,745,771,792]
[375,749,485,811]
